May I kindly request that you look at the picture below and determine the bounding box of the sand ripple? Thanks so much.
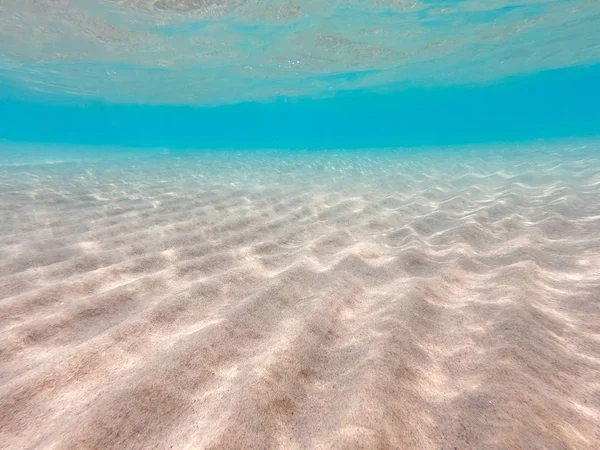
[1,143,600,449]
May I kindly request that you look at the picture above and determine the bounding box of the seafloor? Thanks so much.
[1,141,599,449]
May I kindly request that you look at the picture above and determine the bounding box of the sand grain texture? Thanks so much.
[1,144,600,449]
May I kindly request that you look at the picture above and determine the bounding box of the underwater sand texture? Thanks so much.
[1,143,600,449]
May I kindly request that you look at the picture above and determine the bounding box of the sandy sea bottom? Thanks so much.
[1,142,599,449]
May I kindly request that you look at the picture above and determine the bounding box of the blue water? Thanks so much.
[1,0,600,149]
[1,63,599,149]
[3,2,600,448]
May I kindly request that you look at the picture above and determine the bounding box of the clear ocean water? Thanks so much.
[1,0,599,151]
[2,1,600,449]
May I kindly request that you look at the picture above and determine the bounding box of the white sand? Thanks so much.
[1,143,599,449]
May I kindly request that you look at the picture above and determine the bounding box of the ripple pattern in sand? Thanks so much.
[1,144,600,449]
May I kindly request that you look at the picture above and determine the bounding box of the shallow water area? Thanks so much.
[2,0,600,447]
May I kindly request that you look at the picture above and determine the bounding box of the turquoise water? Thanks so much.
[1,0,600,149]
[1,63,600,148]
[2,3,600,449]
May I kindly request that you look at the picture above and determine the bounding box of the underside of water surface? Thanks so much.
[1,0,600,105]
